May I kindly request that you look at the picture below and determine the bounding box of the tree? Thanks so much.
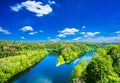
[96,48,106,56]
[85,56,112,83]
[107,45,120,76]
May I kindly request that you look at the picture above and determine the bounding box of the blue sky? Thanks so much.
[0,0,120,43]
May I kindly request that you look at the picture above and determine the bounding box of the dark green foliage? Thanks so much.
[85,56,111,83]
[84,45,120,83]
[107,45,120,76]
[71,44,120,83]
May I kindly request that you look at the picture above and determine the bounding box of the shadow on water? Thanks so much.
[7,52,94,83]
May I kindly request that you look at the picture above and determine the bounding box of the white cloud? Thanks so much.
[11,1,54,17]
[50,38,60,42]
[80,32,100,37]
[48,0,56,5]
[39,30,44,33]
[57,28,79,38]
[29,31,37,35]
[85,32,100,37]
[21,36,25,39]
[59,28,79,34]
[73,37,81,41]
[82,26,85,31]
[82,26,85,29]
[0,27,11,34]
[20,26,34,32]
[10,4,23,12]
[57,34,66,38]
[80,36,120,43]
[81,32,86,35]
[115,31,120,34]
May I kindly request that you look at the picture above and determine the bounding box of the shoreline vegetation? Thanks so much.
[0,40,120,83]
[0,50,48,83]
[71,45,120,83]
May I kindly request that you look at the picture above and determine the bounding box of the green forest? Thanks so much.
[71,44,120,83]
[0,40,120,83]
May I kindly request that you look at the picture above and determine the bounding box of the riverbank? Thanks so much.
[70,52,94,83]
[0,41,100,83]
[56,51,95,67]
[0,49,48,83]
[7,52,94,83]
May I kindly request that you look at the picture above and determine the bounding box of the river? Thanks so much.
[8,52,94,83]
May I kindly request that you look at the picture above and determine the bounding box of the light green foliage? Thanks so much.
[107,75,120,83]
[56,42,95,66]
[0,49,48,83]
[96,48,106,56]
[71,59,87,83]
[56,55,65,66]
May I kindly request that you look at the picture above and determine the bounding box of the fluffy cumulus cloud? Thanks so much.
[29,31,38,35]
[80,36,120,43]
[20,26,34,32]
[73,37,81,41]
[10,0,55,17]
[57,28,79,38]
[10,4,23,12]
[0,27,11,34]
[80,32,100,37]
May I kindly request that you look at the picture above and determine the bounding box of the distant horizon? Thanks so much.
[1,39,120,43]
[0,0,120,43]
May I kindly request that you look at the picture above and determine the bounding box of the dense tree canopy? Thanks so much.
[0,40,120,83]
[0,40,97,83]
[107,45,120,76]
[71,44,120,83]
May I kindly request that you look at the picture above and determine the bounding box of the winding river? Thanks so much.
[8,52,94,83]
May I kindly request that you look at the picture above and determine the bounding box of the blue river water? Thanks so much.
[9,52,94,83]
